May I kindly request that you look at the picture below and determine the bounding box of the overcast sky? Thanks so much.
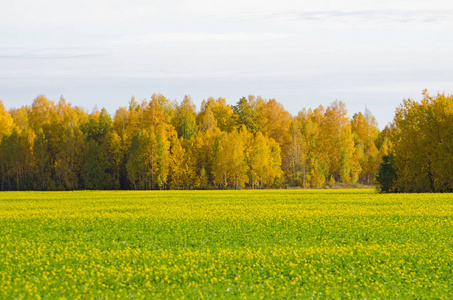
[1,0,453,127]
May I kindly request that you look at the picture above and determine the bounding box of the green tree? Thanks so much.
[82,143,113,190]
[125,128,170,190]
[0,128,33,190]
[104,131,123,189]
[33,128,54,190]
[376,155,396,192]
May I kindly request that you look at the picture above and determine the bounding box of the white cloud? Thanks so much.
[0,48,103,60]
[112,32,296,45]
[338,82,453,95]
[0,0,160,27]
[218,9,453,31]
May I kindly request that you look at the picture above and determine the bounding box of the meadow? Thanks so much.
[0,189,453,299]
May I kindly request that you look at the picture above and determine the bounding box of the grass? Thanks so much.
[0,189,453,299]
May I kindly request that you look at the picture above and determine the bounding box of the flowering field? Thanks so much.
[1,190,453,299]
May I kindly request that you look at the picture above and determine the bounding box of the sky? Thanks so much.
[1,0,453,128]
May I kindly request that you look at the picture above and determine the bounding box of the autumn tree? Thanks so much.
[317,101,356,183]
[155,125,172,189]
[293,108,321,188]
[248,132,283,188]
[386,90,453,192]
[197,97,236,132]
[174,95,197,140]
[233,96,259,133]
[285,120,308,187]
[190,107,223,188]
[169,136,188,189]
[54,97,87,190]
[141,94,174,130]
[0,101,15,137]
[212,129,248,189]
[351,109,380,185]
[28,95,57,133]
[255,97,292,150]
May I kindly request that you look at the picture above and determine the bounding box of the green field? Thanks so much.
[1,189,453,299]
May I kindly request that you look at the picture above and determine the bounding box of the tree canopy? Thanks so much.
[0,92,428,191]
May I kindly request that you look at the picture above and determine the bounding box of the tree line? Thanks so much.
[0,93,392,190]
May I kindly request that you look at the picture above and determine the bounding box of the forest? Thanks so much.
[0,90,450,192]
